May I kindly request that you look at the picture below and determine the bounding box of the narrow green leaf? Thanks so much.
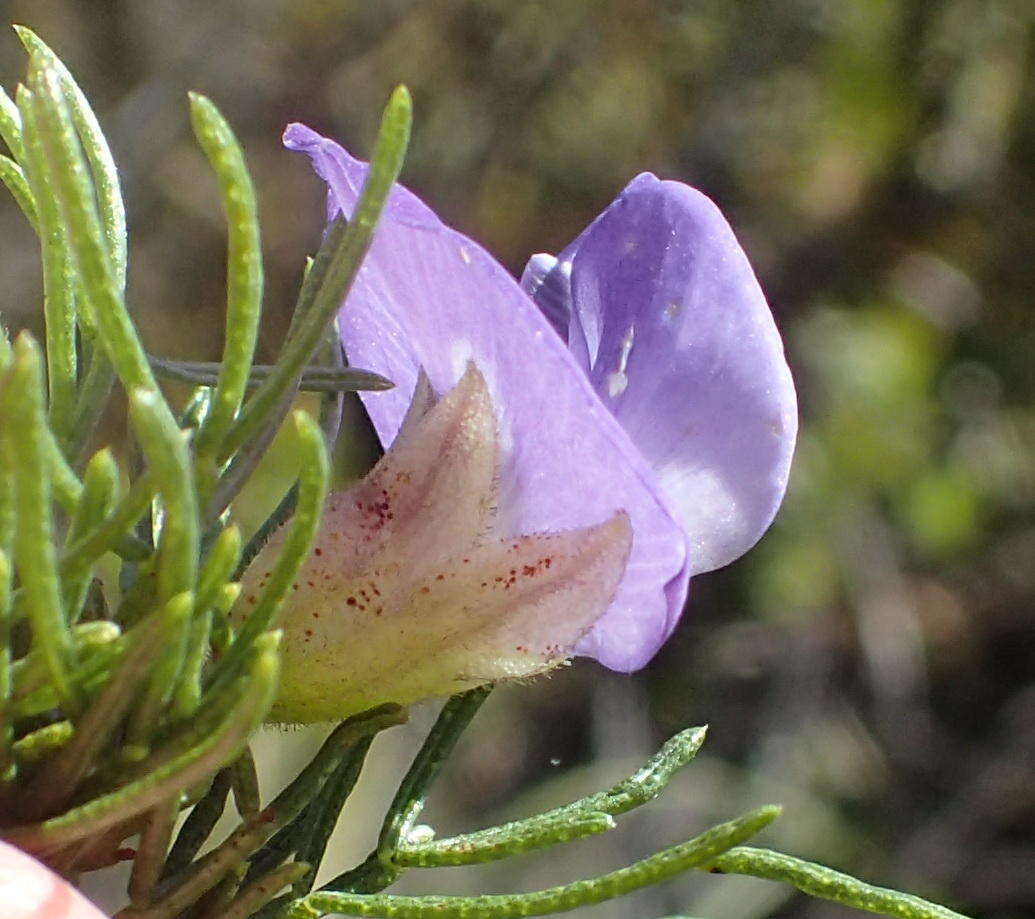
[208,410,328,690]
[4,631,279,850]
[11,719,74,766]
[378,687,491,862]
[16,85,77,442]
[187,93,263,466]
[223,862,310,919]
[27,58,155,395]
[0,86,26,162]
[0,334,79,715]
[172,608,211,718]
[161,769,232,880]
[145,705,405,919]
[0,153,38,229]
[60,471,155,576]
[288,737,378,895]
[220,85,411,467]
[129,387,199,601]
[397,812,615,868]
[124,591,194,760]
[229,747,261,819]
[0,551,13,782]
[16,594,171,820]
[150,357,393,394]
[10,620,121,704]
[196,524,242,614]
[298,807,781,919]
[707,847,973,919]
[15,26,127,287]
[397,726,707,868]
[128,799,180,909]
[68,343,115,459]
[61,448,118,619]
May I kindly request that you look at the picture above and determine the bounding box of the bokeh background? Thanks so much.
[1,1,1033,917]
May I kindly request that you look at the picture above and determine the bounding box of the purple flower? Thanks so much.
[284,124,797,672]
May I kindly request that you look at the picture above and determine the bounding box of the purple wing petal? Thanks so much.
[567,174,798,574]
[284,124,689,671]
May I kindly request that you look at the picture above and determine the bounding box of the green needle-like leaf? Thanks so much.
[0,334,79,715]
[69,343,116,460]
[377,687,490,864]
[287,736,375,896]
[15,26,127,288]
[123,591,194,759]
[293,807,780,919]
[15,595,170,820]
[150,357,393,394]
[128,799,180,908]
[322,688,491,897]
[397,726,707,867]
[16,85,77,442]
[0,86,26,163]
[706,847,973,919]
[208,410,328,692]
[129,387,199,601]
[60,472,155,576]
[196,524,242,614]
[228,747,261,819]
[0,550,12,782]
[11,719,74,767]
[0,153,38,229]
[162,769,232,880]
[188,93,263,467]
[135,705,405,919]
[4,632,280,851]
[219,85,411,468]
[61,447,117,618]
[222,862,310,919]
[10,620,122,707]
[27,58,155,396]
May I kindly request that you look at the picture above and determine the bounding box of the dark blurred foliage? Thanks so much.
[1,1,1033,917]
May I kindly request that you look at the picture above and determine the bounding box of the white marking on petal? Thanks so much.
[459,246,472,265]
[449,339,474,380]
[606,325,635,399]
[607,372,629,398]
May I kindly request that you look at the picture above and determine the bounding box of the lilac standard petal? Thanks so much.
[285,124,688,670]
[566,174,798,574]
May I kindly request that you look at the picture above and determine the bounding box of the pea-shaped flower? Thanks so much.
[283,125,798,675]
[235,367,631,722]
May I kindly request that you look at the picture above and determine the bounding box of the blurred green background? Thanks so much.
[1,1,1033,917]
